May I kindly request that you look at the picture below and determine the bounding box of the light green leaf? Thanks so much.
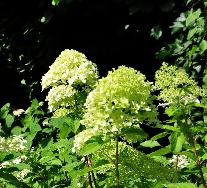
[151,26,162,40]
[186,9,201,27]
[11,126,22,135]
[6,114,14,128]
[171,22,184,34]
[0,103,10,119]
[59,123,72,139]
[52,0,61,6]
[79,142,103,156]
[170,132,186,153]
[200,40,207,53]
[49,159,62,166]
[187,27,197,40]
[149,146,171,156]
[161,125,180,132]
[164,183,197,188]
[73,119,80,133]
[140,140,160,148]
[186,0,192,5]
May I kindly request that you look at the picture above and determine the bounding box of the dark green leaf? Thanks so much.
[151,132,169,141]
[122,127,148,143]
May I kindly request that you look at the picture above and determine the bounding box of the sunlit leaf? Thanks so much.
[140,140,160,148]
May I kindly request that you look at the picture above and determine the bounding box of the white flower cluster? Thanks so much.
[154,63,205,105]
[73,66,157,152]
[0,135,27,152]
[16,169,30,181]
[81,66,157,133]
[46,85,76,112]
[13,109,25,116]
[169,155,190,170]
[41,49,98,116]
[0,155,27,169]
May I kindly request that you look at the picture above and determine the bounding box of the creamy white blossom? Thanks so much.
[81,66,157,133]
[0,135,27,152]
[13,109,25,116]
[16,169,30,181]
[154,63,205,105]
[41,49,99,116]
[169,155,190,170]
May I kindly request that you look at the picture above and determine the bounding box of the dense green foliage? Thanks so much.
[1,0,207,188]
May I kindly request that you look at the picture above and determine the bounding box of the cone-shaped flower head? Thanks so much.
[41,49,98,115]
[81,66,157,133]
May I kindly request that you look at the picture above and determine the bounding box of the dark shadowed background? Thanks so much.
[0,0,185,108]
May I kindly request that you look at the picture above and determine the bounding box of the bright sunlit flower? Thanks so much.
[81,66,157,134]
[41,49,98,90]
[13,109,25,116]
[41,49,99,116]
[169,155,190,170]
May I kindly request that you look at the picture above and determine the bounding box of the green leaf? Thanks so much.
[151,132,169,141]
[186,0,192,5]
[73,119,80,133]
[0,172,29,187]
[63,161,82,173]
[170,132,185,153]
[171,22,184,34]
[59,123,72,139]
[150,156,169,166]
[186,9,201,27]
[52,0,61,6]
[151,26,162,40]
[0,151,7,161]
[11,126,22,135]
[149,146,171,156]
[187,28,197,40]
[140,140,160,148]
[161,125,180,132]
[5,114,14,128]
[200,40,207,53]
[164,183,197,188]
[0,103,10,119]
[122,127,148,143]
[49,158,62,166]
[79,142,103,156]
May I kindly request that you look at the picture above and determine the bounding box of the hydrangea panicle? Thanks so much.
[41,49,99,116]
[80,66,157,135]
[154,63,205,105]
